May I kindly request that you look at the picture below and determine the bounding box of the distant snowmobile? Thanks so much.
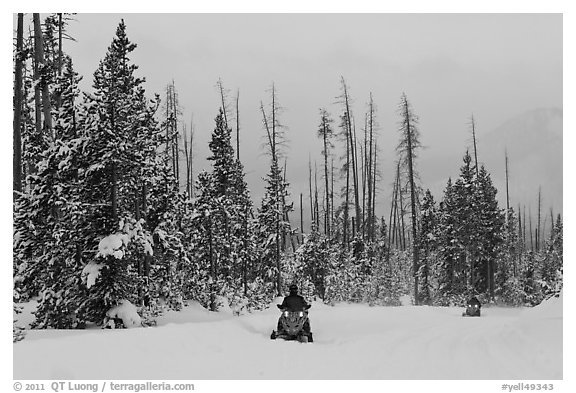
[462,296,482,317]
[270,304,313,343]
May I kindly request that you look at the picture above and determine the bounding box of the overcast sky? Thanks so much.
[13,13,563,220]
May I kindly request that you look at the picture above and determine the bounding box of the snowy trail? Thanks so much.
[13,297,562,380]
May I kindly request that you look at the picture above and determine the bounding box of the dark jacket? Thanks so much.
[280,294,308,311]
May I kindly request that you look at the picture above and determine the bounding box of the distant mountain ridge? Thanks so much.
[478,107,562,216]
[422,108,563,219]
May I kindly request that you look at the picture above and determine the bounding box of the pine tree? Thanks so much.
[257,159,292,296]
[191,109,257,310]
[13,54,86,328]
[541,214,563,299]
[451,151,477,294]
[521,251,542,306]
[295,224,332,300]
[75,20,169,324]
[436,176,467,305]
[474,165,505,300]
[496,207,518,302]
[258,84,292,296]
[418,189,437,305]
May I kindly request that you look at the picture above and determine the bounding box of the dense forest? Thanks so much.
[13,15,563,339]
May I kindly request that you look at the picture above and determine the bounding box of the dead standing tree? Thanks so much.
[469,114,480,177]
[260,83,290,295]
[339,77,361,239]
[163,81,182,187]
[317,108,334,237]
[183,118,196,199]
[33,14,52,138]
[366,93,378,241]
[397,93,422,305]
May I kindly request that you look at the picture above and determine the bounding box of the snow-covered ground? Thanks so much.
[13,294,562,380]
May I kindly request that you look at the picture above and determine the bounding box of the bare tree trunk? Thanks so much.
[470,114,479,177]
[13,13,24,193]
[55,13,63,109]
[541,216,548,251]
[217,78,228,127]
[243,203,249,295]
[362,115,367,238]
[399,180,407,251]
[401,95,420,304]
[314,162,319,228]
[523,205,527,249]
[352,113,361,236]
[331,158,335,239]
[550,208,555,243]
[372,146,377,242]
[388,162,399,253]
[58,14,63,75]
[321,114,331,236]
[537,187,542,252]
[529,207,534,252]
[165,87,171,165]
[341,78,361,237]
[271,84,277,160]
[282,161,288,252]
[32,16,42,140]
[142,183,152,282]
[516,203,522,277]
[236,89,240,161]
[171,81,180,189]
[189,116,195,198]
[393,174,400,249]
[285,210,296,253]
[505,150,510,213]
[309,157,314,229]
[34,14,52,137]
[183,123,191,197]
[300,193,304,242]
[268,84,281,296]
[21,46,31,182]
[367,95,375,241]
[343,116,350,249]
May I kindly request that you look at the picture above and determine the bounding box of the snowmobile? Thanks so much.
[462,297,482,317]
[270,304,313,343]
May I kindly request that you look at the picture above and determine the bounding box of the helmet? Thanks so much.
[289,284,298,293]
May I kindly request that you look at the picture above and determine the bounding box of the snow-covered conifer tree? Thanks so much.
[540,214,563,299]
[190,109,258,310]
[418,189,437,305]
[14,56,86,328]
[434,178,459,305]
[73,20,169,325]
[474,165,505,300]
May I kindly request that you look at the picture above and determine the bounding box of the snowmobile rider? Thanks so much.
[281,284,309,311]
[277,284,311,333]
[465,295,482,316]
[468,296,481,308]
